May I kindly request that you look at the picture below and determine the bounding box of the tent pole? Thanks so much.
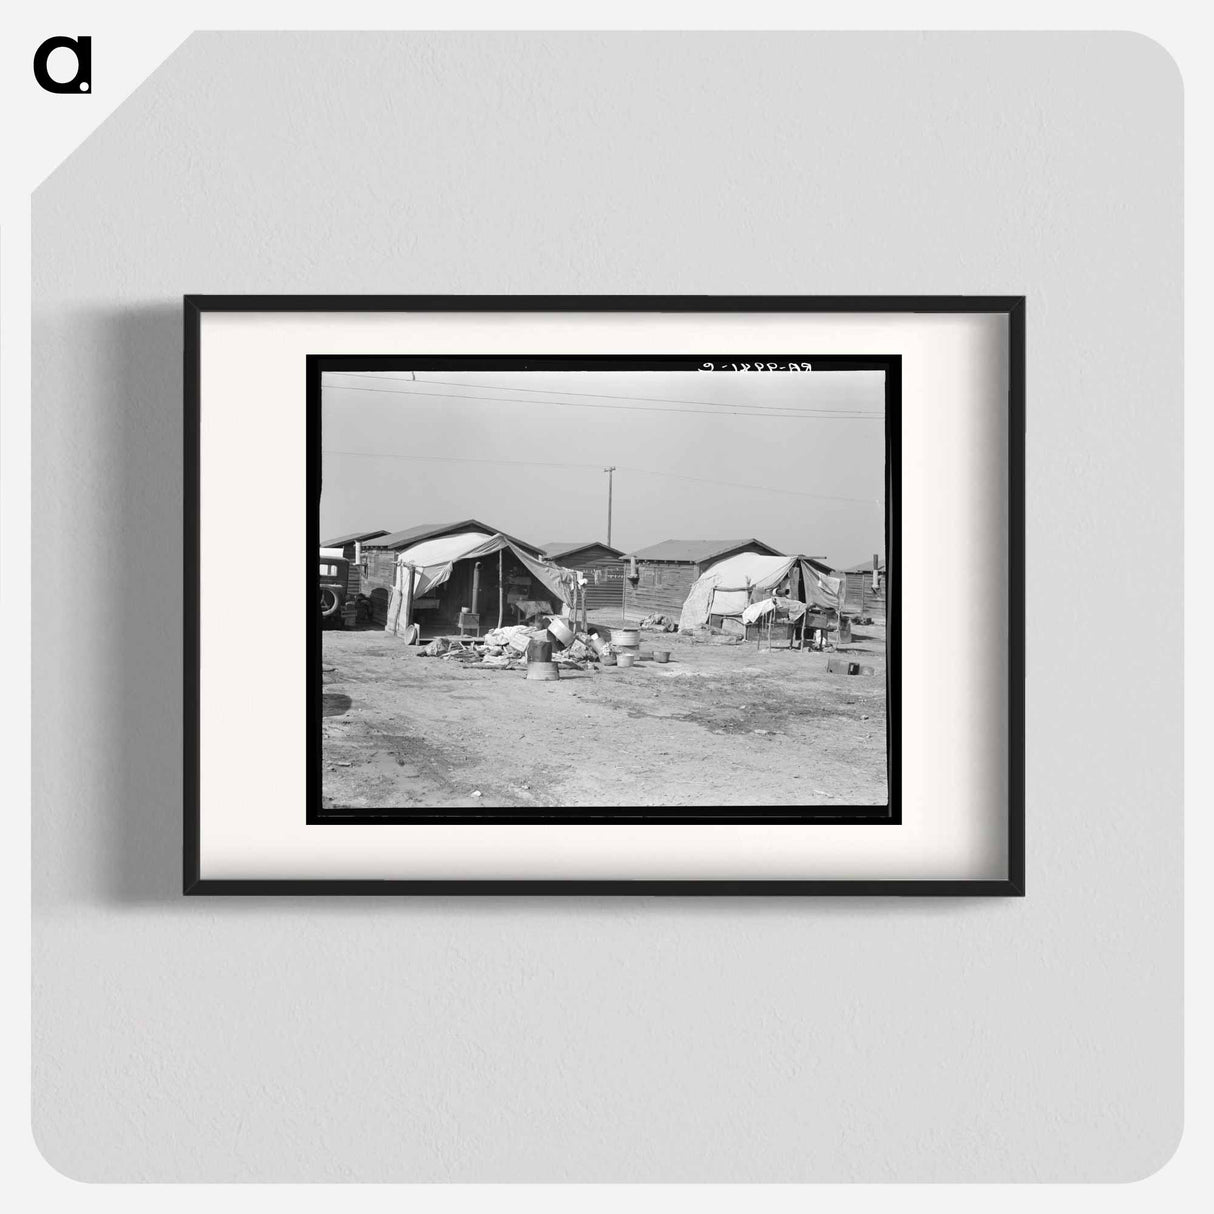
[496,549,504,629]
[402,563,414,638]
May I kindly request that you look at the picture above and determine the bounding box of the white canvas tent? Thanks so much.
[677,552,844,632]
[384,531,579,637]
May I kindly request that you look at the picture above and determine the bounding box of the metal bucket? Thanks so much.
[610,627,640,649]
[548,617,576,649]
[616,652,637,669]
[525,661,560,681]
[653,649,670,664]
[527,637,553,662]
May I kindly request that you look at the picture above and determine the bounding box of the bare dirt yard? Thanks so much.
[321,624,888,810]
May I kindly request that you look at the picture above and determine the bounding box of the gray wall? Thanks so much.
[32,33,1182,1181]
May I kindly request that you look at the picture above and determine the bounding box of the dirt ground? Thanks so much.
[321,624,888,809]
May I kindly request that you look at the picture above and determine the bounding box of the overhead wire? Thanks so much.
[321,379,883,421]
[331,371,886,418]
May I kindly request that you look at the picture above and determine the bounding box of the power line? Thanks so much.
[336,372,886,418]
[619,464,878,505]
[322,380,884,421]
[325,449,599,473]
[324,448,881,506]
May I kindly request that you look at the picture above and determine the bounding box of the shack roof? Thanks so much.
[627,538,784,564]
[320,529,389,547]
[363,519,543,555]
[844,558,887,574]
[541,540,625,560]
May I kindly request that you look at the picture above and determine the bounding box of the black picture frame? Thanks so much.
[184,295,1025,896]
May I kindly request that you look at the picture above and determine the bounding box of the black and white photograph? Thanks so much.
[312,356,898,821]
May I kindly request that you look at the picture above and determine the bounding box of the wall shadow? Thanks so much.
[84,304,185,905]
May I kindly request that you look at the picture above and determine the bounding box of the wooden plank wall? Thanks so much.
[360,549,398,596]
[579,560,626,611]
[359,550,399,626]
[624,561,698,617]
[842,571,886,619]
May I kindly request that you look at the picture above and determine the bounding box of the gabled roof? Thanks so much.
[627,538,784,564]
[320,529,389,547]
[541,540,625,560]
[363,519,543,555]
[844,558,886,574]
[362,522,446,548]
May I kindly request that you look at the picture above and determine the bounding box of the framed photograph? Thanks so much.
[185,296,1024,894]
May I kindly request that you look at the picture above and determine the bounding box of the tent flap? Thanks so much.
[800,560,844,610]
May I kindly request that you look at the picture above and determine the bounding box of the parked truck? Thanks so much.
[319,548,351,629]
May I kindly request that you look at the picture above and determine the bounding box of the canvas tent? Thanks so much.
[383,531,579,637]
[677,553,844,632]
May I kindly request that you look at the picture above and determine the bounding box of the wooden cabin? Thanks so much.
[541,541,626,613]
[842,558,886,620]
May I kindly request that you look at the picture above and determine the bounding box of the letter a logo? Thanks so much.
[34,36,92,94]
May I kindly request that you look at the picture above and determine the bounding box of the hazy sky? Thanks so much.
[320,369,886,567]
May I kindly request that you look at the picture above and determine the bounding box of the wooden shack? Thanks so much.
[541,541,625,613]
[842,557,887,620]
[622,538,785,618]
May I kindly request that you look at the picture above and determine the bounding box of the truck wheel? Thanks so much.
[320,587,341,617]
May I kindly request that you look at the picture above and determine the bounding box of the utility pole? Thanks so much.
[604,466,616,546]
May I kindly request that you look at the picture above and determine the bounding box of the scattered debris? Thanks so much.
[482,624,533,648]
[639,613,679,632]
[826,657,875,676]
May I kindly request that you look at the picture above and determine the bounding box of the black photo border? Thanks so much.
[184,295,1025,896]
